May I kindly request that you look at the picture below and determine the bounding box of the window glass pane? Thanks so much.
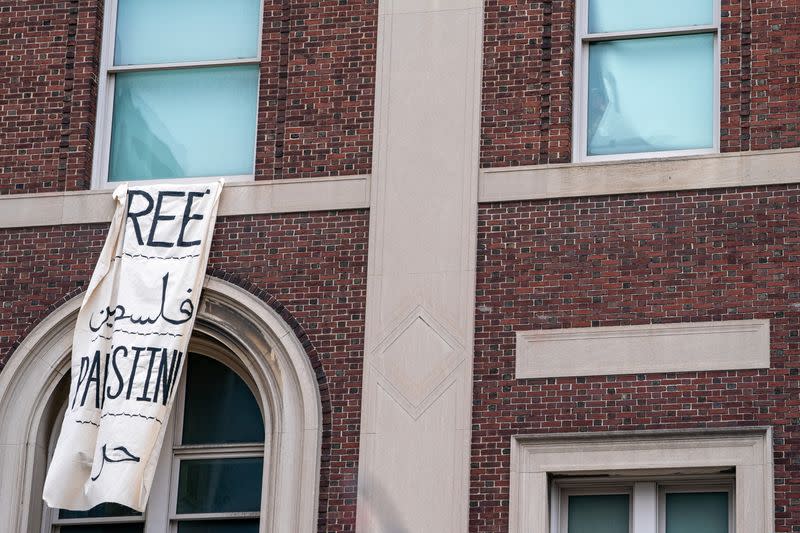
[182,354,265,445]
[114,0,260,65]
[666,492,729,533]
[178,520,259,533]
[58,502,140,519]
[177,458,263,514]
[568,494,629,533]
[588,0,713,33]
[108,65,258,181]
[587,34,714,156]
[60,526,143,533]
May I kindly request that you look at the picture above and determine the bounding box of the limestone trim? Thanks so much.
[356,0,483,530]
[0,277,322,533]
[510,428,774,533]
[516,319,771,379]
[0,174,370,229]
[479,147,800,203]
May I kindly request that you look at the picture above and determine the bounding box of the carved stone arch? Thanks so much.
[0,277,323,533]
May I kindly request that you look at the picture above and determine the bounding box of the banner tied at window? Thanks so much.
[43,180,224,512]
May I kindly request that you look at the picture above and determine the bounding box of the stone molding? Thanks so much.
[356,0,483,530]
[516,319,771,379]
[4,148,800,231]
[0,277,323,533]
[0,174,370,229]
[479,147,800,203]
[510,428,774,533]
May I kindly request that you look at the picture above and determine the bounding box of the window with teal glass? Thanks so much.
[94,0,262,186]
[554,479,733,533]
[575,0,719,161]
[567,494,629,533]
[665,492,729,533]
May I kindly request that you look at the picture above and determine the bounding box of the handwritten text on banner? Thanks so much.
[43,180,223,512]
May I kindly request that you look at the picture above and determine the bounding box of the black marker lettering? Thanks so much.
[126,346,145,400]
[136,347,160,402]
[81,351,101,409]
[101,351,111,408]
[177,190,207,247]
[167,350,183,402]
[106,346,127,400]
[146,191,184,248]
[152,348,170,405]
[71,357,90,409]
[126,191,154,246]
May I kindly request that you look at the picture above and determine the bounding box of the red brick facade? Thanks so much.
[3,0,800,531]
[481,0,800,166]
[471,186,800,531]
[0,211,368,531]
[0,0,377,195]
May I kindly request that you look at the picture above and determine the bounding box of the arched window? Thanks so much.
[0,278,322,533]
[43,348,266,532]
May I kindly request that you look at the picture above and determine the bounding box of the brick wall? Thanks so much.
[481,0,574,167]
[270,0,376,179]
[0,0,377,195]
[750,0,800,151]
[481,0,800,167]
[0,210,369,531]
[0,0,96,195]
[471,186,800,531]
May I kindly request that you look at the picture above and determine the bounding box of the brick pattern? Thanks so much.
[471,186,800,532]
[720,0,750,152]
[481,0,573,167]
[749,0,800,151]
[0,1,73,194]
[0,0,377,195]
[272,0,376,179]
[0,210,369,532]
[481,0,800,167]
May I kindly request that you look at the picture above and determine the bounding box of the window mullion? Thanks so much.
[632,482,658,533]
[172,443,265,457]
[108,57,260,74]
[584,25,717,42]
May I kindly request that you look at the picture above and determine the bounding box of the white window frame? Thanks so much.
[42,346,267,532]
[658,482,735,533]
[556,483,633,533]
[509,428,773,533]
[572,0,721,163]
[0,278,322,533]
[552,476,735,533]
[91,0,264,189]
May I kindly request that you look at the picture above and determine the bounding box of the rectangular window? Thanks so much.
[93,0,262,187]
[573,0,720,162]
[564,491,630,533]
[554,478,734,533]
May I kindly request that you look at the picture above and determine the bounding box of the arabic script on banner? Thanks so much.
[43,180,223,512]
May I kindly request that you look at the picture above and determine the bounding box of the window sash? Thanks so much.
[52,516,145,526]
[658,484,734,533]
[552,476,735,533]
[559,487,633,533]
[42,350,268,533]
[572,0,721,163]
[91,0,264,188]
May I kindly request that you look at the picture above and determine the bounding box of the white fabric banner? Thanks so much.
[43,180,223,512]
